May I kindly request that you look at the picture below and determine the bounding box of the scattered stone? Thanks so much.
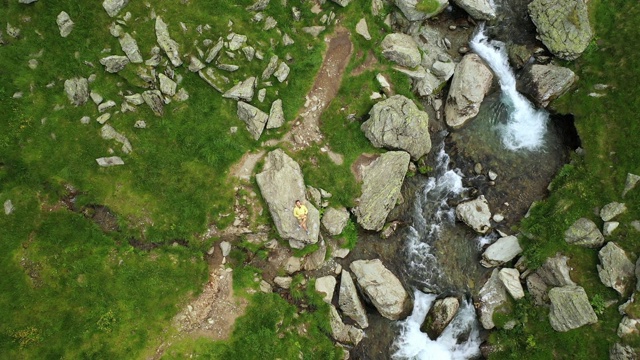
[217,64,239,72]
[421,297,459,339]
[256,150,320,249]
[118,33,143,63]
[96,156,124,167]
[303,241,327,271]
[610,343,636,360]
[492,214,504,222]
[19,0,38,3]
[158,73,177,96]
[188,56,205,72]
[174,88,189,102]
[517,64,576,108]
[316,276,337,303]
[284,256,302,274]
[56,11,74,38]
[350,259,410,320]
[445,53,493,129]
[329,305,365,345]
[4,200,14,215]
[617,316,640,338]
[282,33,294,46]
[362,95,431,160]
[263,16,277,31]
[302,26,325,38]
[266,99,285,129]
[623,173,640,198]
[80,116,91,124]
[526,273,549,305]
[242,46,255,61]
[478,269,508,329]
[223,77,256,102]
[237,101,268,140]
[6,23,20,38]
[548,285,598,332]
[259,280,272,293]
[381,33,421,68]
[499,268,525,300]
[322,207,350,236]
[456,195,492,234]
[262,55,279,80]
[536,253,576,287]
[98,100,116,112]
[481,235,522,268]
[604,222,620,236]
[355,18,371,40]
[564,217,604,248]
[199,68,227,93]
[339,270,369,328]
[274,62,290,82]
[96,113,111,124]
[90,91,103,105]
[246,0,270,11]
[134,120,146,128]
[258,88,266,103]
[205,38,224,63]
[99,55,129,73]
[228,33,247,51]
[125,93,144,105]
[155,16,182,67]
[601,202,627,222]
[598,242,635,296]
[488,170,498,181]
[331,0,351,7]
[141,90,164,116]
[353,151,410,231]
[100,124,132,153]
[102,0,129,17]
[64,77,89,106]
[28,59,38,69]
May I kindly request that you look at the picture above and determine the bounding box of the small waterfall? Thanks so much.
[392,291,482,360]
[470,28,548,151]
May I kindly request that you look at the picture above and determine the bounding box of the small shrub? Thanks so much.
[341,220,358,250]
[416,0,442,14]
[590,294,606,315]
[97,310,117,333]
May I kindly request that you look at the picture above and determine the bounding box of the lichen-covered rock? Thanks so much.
[158,74,177,96]
[315,275,337,303]
[598,242,635,296]
[100,55,129,73]
[361,95,431,160]
[223,77,256,102]
[610,342,637,360]
[451,0,496,20]
[445,53,493,129]
[481,235,522,268]
[329,305,365,345]
[623,173,640,198]
[321,207,350,236]
[381,33,421,68]
[330,0,351,7]
[155,16,182,67]
[350,259,410,320]
[617,316,640,338]
[536,253,576,287]
[528,0,593,60]
[421,297,459,339]
[353,151,410,231]
[256,149,320,249]
[64,77,89,106]
[517,64,576,108]
[456,195,491,234]
[601,202,627,222]
[102,0,128,17]
[564,217,604,248]
[548,285,598,332]
[96,156,124,167]
[56,11,74,38]
[266,99,285,129]
[394,0,448,21]
[526,273,549,305]
[339,270,369,328]
[237,102,268,140]
[141,90,164,116]
[119,33,143,63]
[499,268,525,300]
[478,269,508,330]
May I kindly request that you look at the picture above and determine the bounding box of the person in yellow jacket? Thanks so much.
[293,200,308,234]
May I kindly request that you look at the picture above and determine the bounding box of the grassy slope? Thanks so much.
[489,0,640,358]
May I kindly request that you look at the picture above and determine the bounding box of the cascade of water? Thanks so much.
[392,291,482,360]
[470,28,548,151]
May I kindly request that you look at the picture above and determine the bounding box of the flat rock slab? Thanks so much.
[598,242,635,296]
[456,195,491,234]
[445,53,493,129]
[548,285,597,332]
[564,217,604,248]
[96,156,124,167]
[349,259,410,320]
[478,269,508,330]
[381,33,421,68]
[517,64,576,108]
[339,270,369,328]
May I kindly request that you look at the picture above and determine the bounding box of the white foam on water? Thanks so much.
[392,291,482,360]
[470,27,548,151]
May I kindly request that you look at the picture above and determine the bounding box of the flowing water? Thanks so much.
[390,26,573,359]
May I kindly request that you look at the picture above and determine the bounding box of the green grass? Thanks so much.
[490,0,640,357]
[415,0,443,14]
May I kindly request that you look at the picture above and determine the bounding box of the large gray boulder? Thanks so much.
[155,16,182,67]
[353,151,410,231]
[237,101,268,140]
[499,268,525,300]
[526,273,549,305]
[322,207,350,236]
[548,285,598,332]
[142,90,164,116]
[339,270,369,328]
[381,33,421,68]
[361,95,431,160]
[517,64,576,108]
[528,0,593,61]
[617,316,640,338]
[315,275,337,303]
[223,77,256,102]
[421,297,459,339]
[478,269,508,330]
[481,235,522,268]
[610,343,637,360]
[119,33,143,64]
[256,149,320,249]
[266,99,285,129]
[100,55,129,73]
[452,0,495,20]
[601,202,627,222]
[445,53,493,129]
[394,0,448,21]
[329,305,365,345]
[56,11,74,38]
[598,242,635,296]
[564,217,604,248]
[456,195,491,234]
[102,0,128,17]
[350,259,410,320]
[64,77,89,106]
[536,253,576,287]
